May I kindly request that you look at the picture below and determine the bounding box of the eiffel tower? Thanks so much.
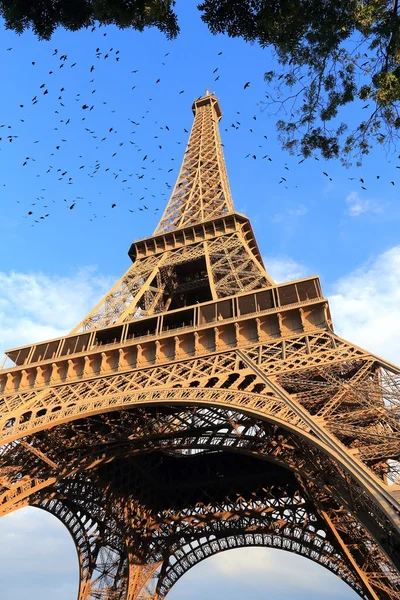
[1,91,400,600]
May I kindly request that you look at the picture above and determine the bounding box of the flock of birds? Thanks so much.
[1,27,399,228]
[2,39,241,225]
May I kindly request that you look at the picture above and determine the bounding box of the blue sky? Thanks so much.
[0,0,399,285]
[0,1,399,598]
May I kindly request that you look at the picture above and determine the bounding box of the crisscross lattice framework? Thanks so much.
[2,333,400,599]
[154,93,234,233]
[1,92,400,600]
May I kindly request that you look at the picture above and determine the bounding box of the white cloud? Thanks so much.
[271,203,309,223]
[289,203,308,217]
[0,268,114,357]
[265,247,400,364]
[171,548,357,599]
[329,246,400,363]
[264,255,309,283]
[345,190,382,217]
[0,508,78,600]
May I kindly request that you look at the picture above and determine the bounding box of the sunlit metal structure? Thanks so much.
[1,92,400,599]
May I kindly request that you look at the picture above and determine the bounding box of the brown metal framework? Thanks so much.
[1,92,400,599]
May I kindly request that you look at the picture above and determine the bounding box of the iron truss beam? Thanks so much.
[1,92,400,600]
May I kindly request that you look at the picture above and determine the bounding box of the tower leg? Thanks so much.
[127,560,162,600]
[41,497,129,600]
[321,509,380,600]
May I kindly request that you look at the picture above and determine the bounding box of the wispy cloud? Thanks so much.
[263,255,308,283]
[271,203,309,223]
[0,508,78,600]
[345,190,382,217]
[265,247,400,364]
[0,268,114,354]
[172,548,357,599]
[329,245,400,363]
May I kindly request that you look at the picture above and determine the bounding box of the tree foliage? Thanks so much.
[0,0,179,40]
[199,0,400,163]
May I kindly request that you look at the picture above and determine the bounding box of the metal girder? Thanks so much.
[1,91,400,600]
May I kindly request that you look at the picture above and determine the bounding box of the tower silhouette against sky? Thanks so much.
[1,92,400,600]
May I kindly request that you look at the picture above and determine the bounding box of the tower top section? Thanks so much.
[154,92,234,234]
[191,91,222,120]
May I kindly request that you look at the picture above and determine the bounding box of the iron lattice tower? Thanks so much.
[1,92,400,600]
